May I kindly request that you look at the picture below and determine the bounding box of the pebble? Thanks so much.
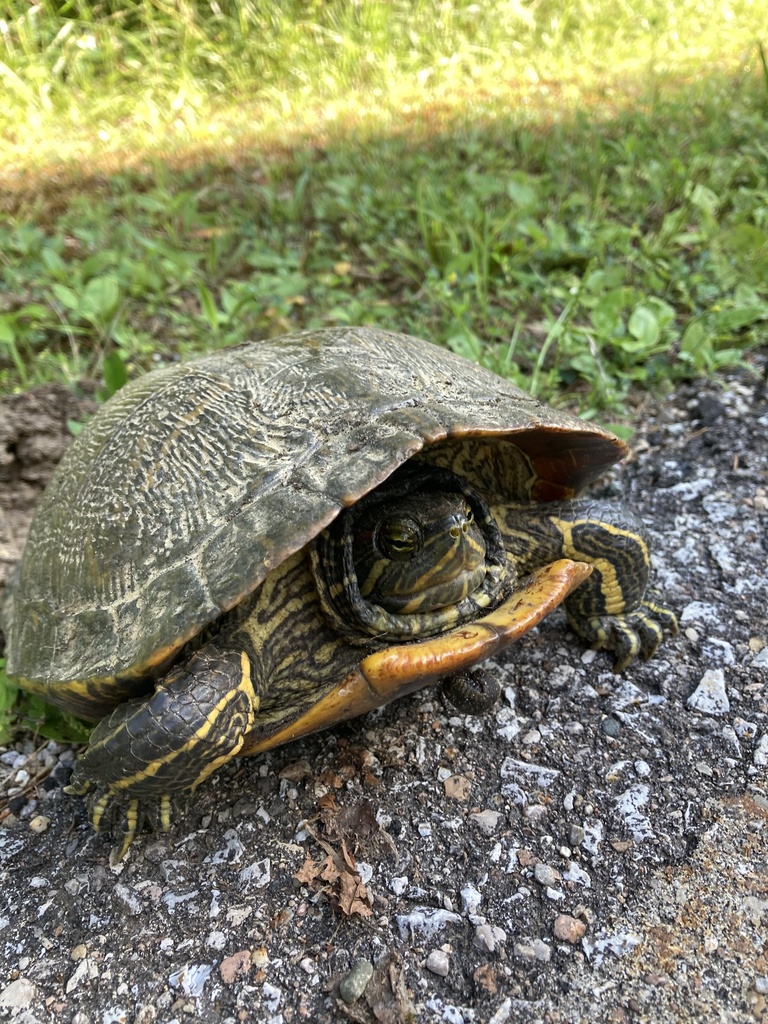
[460,884,482,915]
[114,883,143,916]
[28,814,50,834]
[220,950,251,985]
[534,863,558,887]
[0,978,38,1009]
[489,998,513,1024]
[238,857,271,887]
[569,824,586,847]
[338,960,374,1003]
[66,958,99,994]
[702,638,736,665]
[207,931,227,950]
[562,861,591,888]
[686,669,730,715]
[616,784,653,842]
[754,977,768,995]
[102,1006,128,1024]
[474,924,507,953]
[397,908,462,939]
[601,717,621,738]
[734,718,758,740]
[680,601,721,627]
[553,914,587,943]
[471,809,502,834]
[0,751,26,768]
[425,950,450,977]
[754,735,768,767]
[500,757,560,786]
[168,964,212,997]
[262,982,282,1013]
[513,939,551,963]
[443,774,472,801]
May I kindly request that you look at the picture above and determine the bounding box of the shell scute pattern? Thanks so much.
[6,327,618,692]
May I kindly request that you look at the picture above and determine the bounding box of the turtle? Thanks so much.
[3,327,676,856]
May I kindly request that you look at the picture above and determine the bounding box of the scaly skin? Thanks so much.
[495,498,678,671]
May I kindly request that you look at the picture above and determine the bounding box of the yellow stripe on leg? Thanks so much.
[111,652,258,791]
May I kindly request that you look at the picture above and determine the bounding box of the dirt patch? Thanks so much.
[0,384,96,592]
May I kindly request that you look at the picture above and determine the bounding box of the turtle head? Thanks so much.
[352,490,487,614]
[311,465,512,643]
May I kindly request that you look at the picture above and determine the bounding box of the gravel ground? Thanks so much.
[1,357,767,1024]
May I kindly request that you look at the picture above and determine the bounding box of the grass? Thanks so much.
[1,1,767,416]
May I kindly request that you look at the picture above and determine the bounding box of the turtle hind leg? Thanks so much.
[65,643,259,858]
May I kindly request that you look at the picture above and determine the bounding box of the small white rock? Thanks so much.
[460,884,482,915]
[206,931,227,950]
[425,950,450,977]
[531,939,552,962]
[534,863,558,887]
[686,669,730,715]
[474,923,507,952]
[734,717,758,740]
[0,978,38,1009]
[753,734,768,767]
[471,809,502,835]
[66,958,99,994]
[396,908,462,939]
[488,997,513,1024]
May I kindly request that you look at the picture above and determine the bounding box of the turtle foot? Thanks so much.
[568,589,678,673]
[65,776,178,860]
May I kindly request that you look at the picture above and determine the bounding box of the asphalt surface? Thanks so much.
[1,356,767,1024]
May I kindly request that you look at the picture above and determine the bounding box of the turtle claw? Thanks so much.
[65,777,176,859]
[568,590,678,673]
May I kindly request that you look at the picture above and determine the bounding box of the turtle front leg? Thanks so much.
[498,500,678,671]
[66,644,258,858]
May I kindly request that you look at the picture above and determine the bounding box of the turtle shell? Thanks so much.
[4,327,626,693]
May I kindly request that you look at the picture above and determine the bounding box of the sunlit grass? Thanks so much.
[1,0,765,180]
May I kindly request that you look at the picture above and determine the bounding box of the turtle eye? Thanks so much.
[378,517,422,560]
